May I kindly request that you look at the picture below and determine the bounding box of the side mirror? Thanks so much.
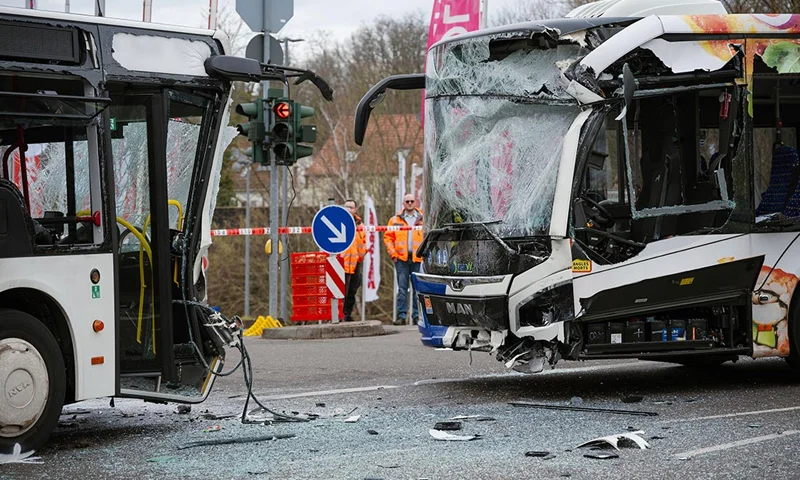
[204,55,281,83]
[622,63,638,115]
[354,74,425,145]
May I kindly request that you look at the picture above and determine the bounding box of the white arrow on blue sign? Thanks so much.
[311,205,356,254]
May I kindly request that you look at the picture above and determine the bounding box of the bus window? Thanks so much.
[166,94,210,232]
[0,74,103,247]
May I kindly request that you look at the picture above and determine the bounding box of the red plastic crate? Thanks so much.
[291,274,326,286]
[293,295,332,306]
[291,252,328,265]
[292,263,326,275]
[292,304,343,322]
[292,284,330,296]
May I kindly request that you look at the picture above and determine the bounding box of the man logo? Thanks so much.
[445,302,473,315]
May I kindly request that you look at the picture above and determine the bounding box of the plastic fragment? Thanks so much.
[450,415,496,422]
[429,429,481,441]
[202,425,222,432]
[344,415,361,423]
[367,429,379,435]
[0,444,42,465]
[584,451,619,460]
[576,430,651,451]
[178,433,295,450]
[621,395,643,403]
[147,456,176,463]
[175,405,191,414]
[525,451,551,457]
[433,421,462,431]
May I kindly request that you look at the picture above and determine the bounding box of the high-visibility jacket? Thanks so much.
[339,215,367,274]
[384,208,423,263]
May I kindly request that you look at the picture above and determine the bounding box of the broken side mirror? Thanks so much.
[616,63,639,121]
[204,55,282,83]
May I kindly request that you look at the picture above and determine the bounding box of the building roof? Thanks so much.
[305,113,424,177]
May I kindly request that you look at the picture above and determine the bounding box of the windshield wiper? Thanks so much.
[436,219,519,258]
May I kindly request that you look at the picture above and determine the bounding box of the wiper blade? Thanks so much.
[439,220,518,257]
[441,220,502,228]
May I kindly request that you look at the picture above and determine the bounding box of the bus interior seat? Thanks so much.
[755,144,799,216]
[0,178,34,256]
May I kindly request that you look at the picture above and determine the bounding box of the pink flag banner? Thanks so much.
[362,193,381,303]
[423,0,482,122]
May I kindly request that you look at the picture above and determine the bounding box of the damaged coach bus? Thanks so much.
[354,0,800,373]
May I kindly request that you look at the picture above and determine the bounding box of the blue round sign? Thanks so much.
[311,205,356,254]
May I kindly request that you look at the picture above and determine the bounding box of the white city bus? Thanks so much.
[355,0,800,373]
[0,7,286,450]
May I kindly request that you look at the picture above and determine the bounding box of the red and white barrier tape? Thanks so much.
[210,225,423,237]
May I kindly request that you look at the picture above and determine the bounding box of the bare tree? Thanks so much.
[492,0,569,26]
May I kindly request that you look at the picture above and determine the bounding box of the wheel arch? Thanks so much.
[0,288,76,404]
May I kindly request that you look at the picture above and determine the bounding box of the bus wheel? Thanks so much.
[0,309,66,452]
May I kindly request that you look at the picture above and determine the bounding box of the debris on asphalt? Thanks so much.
[316,402,326,407]
[57,421,78,428]
[524,451,551,458]
[175,405,192,414]
[344,415,361,423]
[377,464,401,469]
[584,451,619,460]
[433,421,462,431]
[178,434,296,450]
[147,456,177,463]
[202,425,222,432]
[748,423,763,428]
[576,430,651,451]
[650,436,666,440]
[61,409,91,416]
[200,412,237,421]
[429,429,481,441]
[367,429,379,435]
[450,415,496,422]
[570,397,583,406]
[0,444,42,465]
[621,395,644,403]
[510,401,658,417]
[653,400,673,405]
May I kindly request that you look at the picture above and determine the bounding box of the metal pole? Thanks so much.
[244,167,251,318]
[327,197,338,323]
[480,0,489,29]
[265,10,279,321]
[143,0,152,22]
[95,0,104,17]
[360,192,367,323]
[65,0,69,13]
[278,39,291,323]
[208,0,218,30]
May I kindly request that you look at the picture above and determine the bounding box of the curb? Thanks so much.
[260,320,386,340]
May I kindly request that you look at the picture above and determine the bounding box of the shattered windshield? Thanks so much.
[425,34,584,237]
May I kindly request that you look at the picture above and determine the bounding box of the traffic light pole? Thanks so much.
[264,7,280,322]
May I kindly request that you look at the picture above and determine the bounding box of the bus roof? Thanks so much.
[0,6,217,38]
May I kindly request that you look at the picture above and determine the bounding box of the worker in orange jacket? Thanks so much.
[339,199,367,322]
[384,194,423,325]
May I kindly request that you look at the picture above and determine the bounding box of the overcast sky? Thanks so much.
[1,0,523,59]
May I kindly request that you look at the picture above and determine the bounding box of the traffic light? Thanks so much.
[235,99,266,165]
[269,99,317,166]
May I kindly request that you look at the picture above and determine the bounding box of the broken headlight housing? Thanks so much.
[518,282,574,328]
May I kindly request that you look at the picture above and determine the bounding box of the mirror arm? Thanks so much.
[354,74,425,145]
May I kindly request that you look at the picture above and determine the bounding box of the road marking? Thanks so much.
[247,362,659,400]
[249,385,399,401]
[664,405,800,423]
[674,430,800,459]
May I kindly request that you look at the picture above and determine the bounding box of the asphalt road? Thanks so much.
[3,326,800,479]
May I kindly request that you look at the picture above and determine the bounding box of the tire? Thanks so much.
[0,309,66,452]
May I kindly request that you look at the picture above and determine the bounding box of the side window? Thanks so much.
[749,43,800,223]
[0,74,105,248]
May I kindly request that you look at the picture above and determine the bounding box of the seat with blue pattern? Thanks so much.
[756,144,800,217]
